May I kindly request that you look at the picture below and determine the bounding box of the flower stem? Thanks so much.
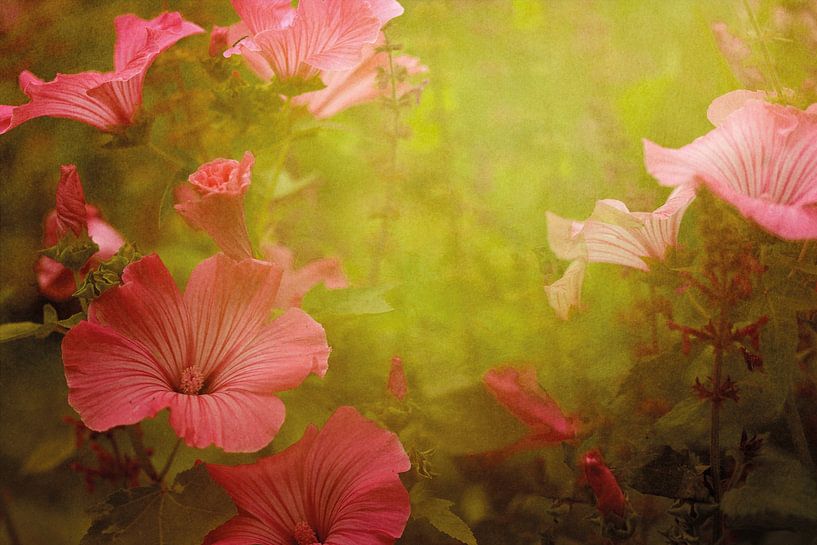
[741,0,785,99]
[710,339,724,544]
[72,271,89,314]
[158,438,183,482]
[126,425,159,483]
[784,392,815,471]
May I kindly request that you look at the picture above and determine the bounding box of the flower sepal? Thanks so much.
[103,116,153,149]
[73,243,143,300]
[41,232,100,272]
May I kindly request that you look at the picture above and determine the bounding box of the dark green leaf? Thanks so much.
[411,482,477,545]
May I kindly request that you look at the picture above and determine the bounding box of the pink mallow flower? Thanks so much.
[205,406,411,545]
[482,366,576,459]
[544,185,694,319]
[263,244,348,308]
[36,165,124,301]
[644,90,817,240]
[0,12,203,134]
[292,36,428,119]
[581,449,627,519]
[175,152,255,261]
[61,253,330,452]
[223,0,404,82]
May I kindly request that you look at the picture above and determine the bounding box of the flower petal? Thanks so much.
[544,259,585,320]
[230,0,296,35]
[183,254,282,379]
[114,12,204,71]
[174,192,254,260]
[204,515,280,545]
[168,390,286,452]
[209,308,329,393]
[62,321,174,431]
[363,0,404,25]
[265,245,348,308]
[54,164,87,236]
[88,254,192,380]
[545,211,586,261]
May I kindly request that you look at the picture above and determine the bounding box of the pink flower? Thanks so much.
[61,253,330,452]
[482,366,576,459]
[644,91,817,240]
[175,152,255,261]
[291,36,427,119]
[224,0,404,82]
[544,185,694,319]
[581,449,627,519]
[0,12,203,134]
[205,406,411,545]
[263,244,348,308]
[387,356,408,401]
[36,165,124,301]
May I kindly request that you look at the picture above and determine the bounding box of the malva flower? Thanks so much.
[387,356,408,401]
[544,185,694,319]
[205,406,411,545]
[263,244,348,308]
[223,0,404,83]
[36,165,124,301]
[0,12,203,134]
[482,366,576,459]
[61,253,330,452]
[581,449,627,519]
[644,90,817,240]
[175,152,255,261]
[292,36,427,119]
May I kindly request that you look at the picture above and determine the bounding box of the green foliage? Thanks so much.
[74,243,143,300]
[81,463,236,545]
[41,232,100,271]
[302,284,395,320]
[0,304,83,343]
[410,482,477,545]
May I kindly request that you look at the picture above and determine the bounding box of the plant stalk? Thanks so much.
[126,425,159,483]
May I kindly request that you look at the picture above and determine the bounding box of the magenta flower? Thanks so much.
[544,185,694,319]
[263,244,348,308]
[175,152,255,261]
[61,253,330,452]
[0,12,203,134]
[206,406,411,545]
[36,165,124,301]
[644,91,817,240]
[223,0,404,82]
[482,366,576,459]
[291,36,427,118]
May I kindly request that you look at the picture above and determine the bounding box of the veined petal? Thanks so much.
[204,515,280,545]
[545,211,586,261]
[706,89,767,126]
[54,164,88,236]
[88,254,192,380]
[304,407,411,543]
[183,254,282,380]
[114,12,204,71]
[168,390,286,452]
[210,308,329,393]
[265,245,348,308]
[62,321,174,431]
[230,0,296,35]
[363,0,404,25]
[544,259,585,320]
[644,98,817,240]
[174,191,254,260]
[253,0,382,80]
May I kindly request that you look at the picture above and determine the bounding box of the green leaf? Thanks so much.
[22,425,76,474]
[81,463,236,545]
[41,232,100,271]
[75,243,143,301]
[411,482,477,545]
[0,322,42,343]
[722,447,817,531]
[302,284,394,319]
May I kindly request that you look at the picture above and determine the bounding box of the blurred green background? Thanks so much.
[1,1,812,543]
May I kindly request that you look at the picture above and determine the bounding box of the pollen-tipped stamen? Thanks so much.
[293,521,321,545]
[179,366,205,395]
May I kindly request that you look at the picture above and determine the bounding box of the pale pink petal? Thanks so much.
[544,259,585,320]
[114,12,204,71]
[545,211,586,261]
[706,89,768,126]
[62,321,174,431]
[230,0,296,34]
[644,99,817,240]
[274,259,348,308]
[175,191,253,260]
[209,308,329,393]
[168,390,286,452]
[204,515,280,545]
[86,215,126,260]
[252,0,382,80]
[304,407,411,544]
[35,256,77,302]
[88,255,192,379]
[363,0,404,25]
[483,366,576,442]
[54,164,87,236]
[183,254,282,380]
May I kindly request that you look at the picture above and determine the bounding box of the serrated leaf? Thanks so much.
[722,447,817,531]
[22,425,76,474]
[411,482,477,545]
[0,322,42,343]
[302,284,394,319]
[81,463,236,545]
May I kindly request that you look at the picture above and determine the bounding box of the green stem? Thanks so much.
[158,438,183,482]
[742,0,785,99]
[72,271,89,314]
[126,425,159,483]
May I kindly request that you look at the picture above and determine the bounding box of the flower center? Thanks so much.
[179,366,205,395]
[293,521,321,545]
